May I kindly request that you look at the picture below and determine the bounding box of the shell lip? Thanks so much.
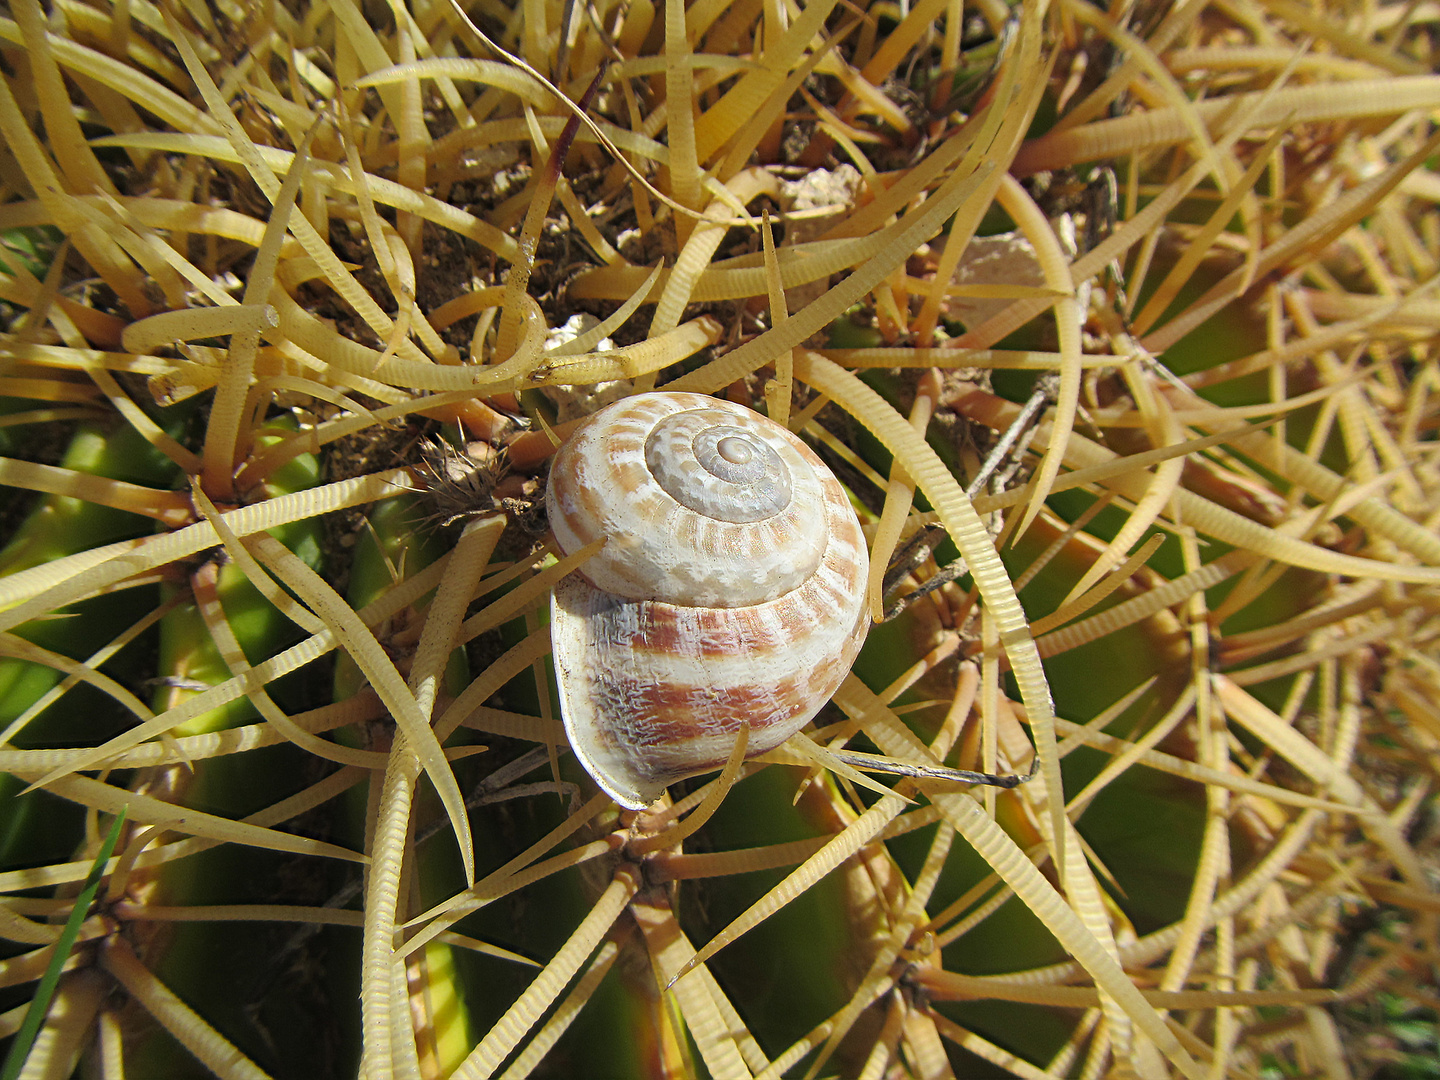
[550,575,665,810]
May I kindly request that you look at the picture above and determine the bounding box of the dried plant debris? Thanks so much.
[0,0,1437,1077]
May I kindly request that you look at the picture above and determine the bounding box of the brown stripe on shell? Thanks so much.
[806,650,852,700]
[589,592,810,659]
[582,670,815,783]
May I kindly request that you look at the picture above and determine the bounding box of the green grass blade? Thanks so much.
[0,806,127,1080]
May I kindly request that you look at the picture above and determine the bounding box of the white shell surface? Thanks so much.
[546,391,870,809]
[546,392,829,608]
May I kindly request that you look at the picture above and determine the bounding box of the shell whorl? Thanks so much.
[546,392,828,608]
[546,391,870,810]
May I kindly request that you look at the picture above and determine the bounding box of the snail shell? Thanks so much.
[546,391,870,809]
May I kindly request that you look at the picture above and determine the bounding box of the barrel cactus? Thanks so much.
[0,1,1436,1077]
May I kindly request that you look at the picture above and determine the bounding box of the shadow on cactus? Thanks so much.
[0,0,1437,1077]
